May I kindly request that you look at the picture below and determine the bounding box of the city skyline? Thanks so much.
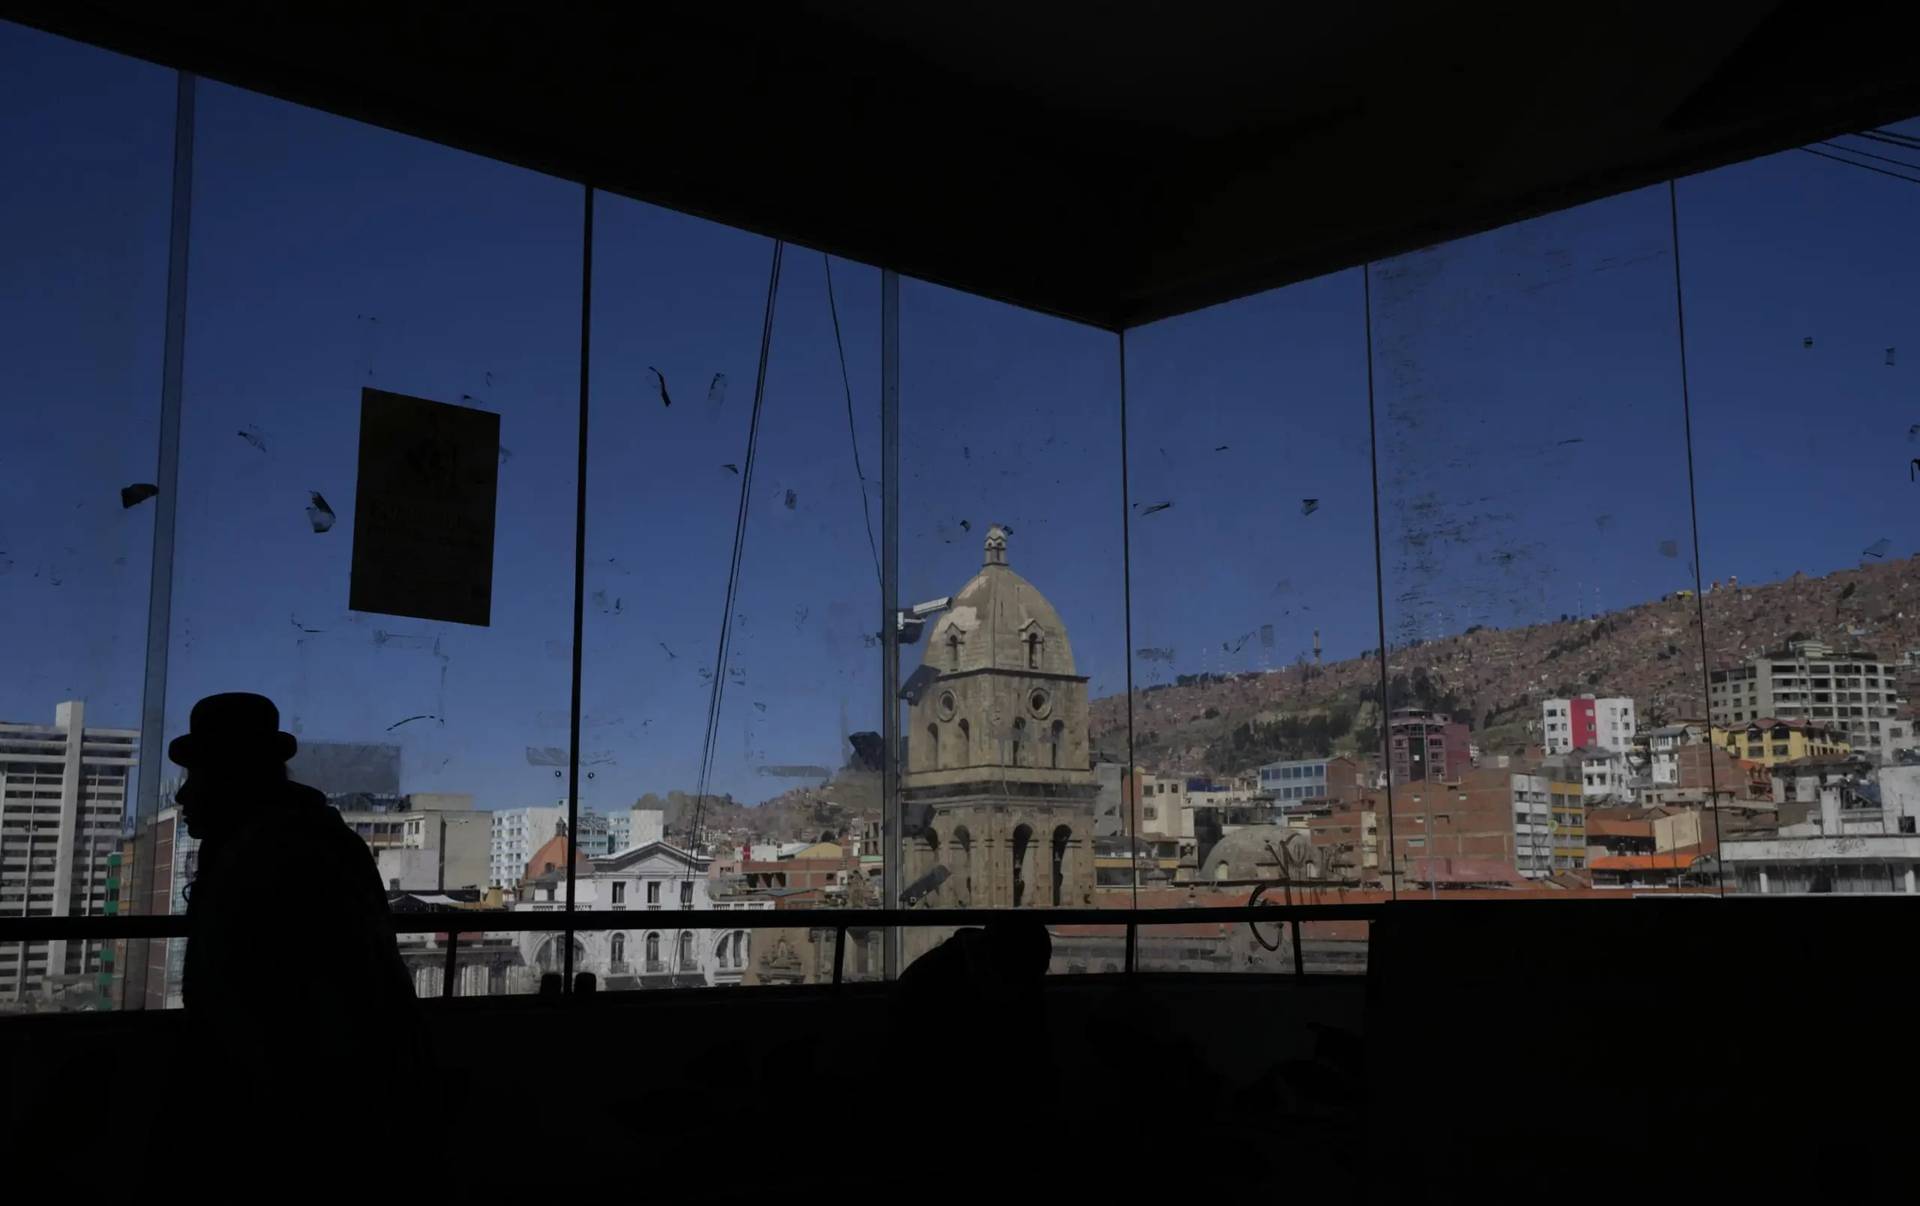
[10,548,1920,818]
[9,552,1919,1012]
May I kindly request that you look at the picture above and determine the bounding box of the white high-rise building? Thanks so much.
[488,801,669,886]
[0,701,138,1005]
[606,799,665,854]
[489,805,565,888]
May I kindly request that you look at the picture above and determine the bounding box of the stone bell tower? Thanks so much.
[901,525,1097,945]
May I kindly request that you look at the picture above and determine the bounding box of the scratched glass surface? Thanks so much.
[12,16,1920,1029]
[0,25,172,1015]
[1370,185,1700,897]
[1682,121,1920,892]
[893,278,1125,971]
[1122,271,1377,957]
[163,80,582,1002]
[582,198,886,991]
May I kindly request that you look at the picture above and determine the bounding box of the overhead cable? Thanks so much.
[678,240,785,973]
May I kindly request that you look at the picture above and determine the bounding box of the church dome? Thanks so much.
[1199,826,1317,881]
[924,525,1077,677]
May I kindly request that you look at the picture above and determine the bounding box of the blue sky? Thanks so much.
[4,20,1917,813]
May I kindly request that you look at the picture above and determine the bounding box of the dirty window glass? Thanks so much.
[0,24,171,1015]
[581,198,885,990]
[1123,270,1376,972]
[17,16,1920,1016]
[898,278,1125,972]
[1684,122,1920,892]
[1369,186,1701,898]
[165,82,583,999]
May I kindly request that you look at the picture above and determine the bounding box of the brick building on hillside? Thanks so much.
[1585,809,1656,859]
[1640,742,1754,808]
[1307,766,1566,889]
[738,841,859,893]
[1387,708,1472,785]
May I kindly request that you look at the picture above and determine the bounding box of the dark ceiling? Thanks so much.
[7,2,1920,330]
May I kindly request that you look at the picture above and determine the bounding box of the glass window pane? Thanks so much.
[581,202,885,989]
[0,24,173,1014]
[1124,270,1375,968]
[1684,120,1920,893]
[166,83,583,1003]
[899,279,1123,971]
[1370,187,1700,898]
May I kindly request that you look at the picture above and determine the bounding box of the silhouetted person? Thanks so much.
[889,918,1055,1125]
[172,693,425,1148]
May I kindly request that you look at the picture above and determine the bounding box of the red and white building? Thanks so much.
[1542,696,1636,755]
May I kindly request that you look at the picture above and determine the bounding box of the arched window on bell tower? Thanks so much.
[1051,825,1072,906]
[953,825,974,904]
[1011,824,1033,907]
[1025,628,1043,669]
[927,723,939,770]
[1011,718,1026,766]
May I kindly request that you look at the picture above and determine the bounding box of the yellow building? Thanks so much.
[1548,780,1586,871]
[1712,718,1851,767]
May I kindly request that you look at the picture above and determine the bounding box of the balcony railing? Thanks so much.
[8,898,1902,1007]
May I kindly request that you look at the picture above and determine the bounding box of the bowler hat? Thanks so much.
[167,693,298,768]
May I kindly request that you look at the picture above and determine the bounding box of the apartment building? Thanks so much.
[1387,708,1471,785]
[489,801,666,887]
[114,805,198,1011]
[0,702,137,1004]
[346,802,489,892]
[1711,718,1851,768]
[1542,696,1636,754]
[490,805,567,887]
[1257,755,1367,805]
[1709,641,1908,755]
[1510,773,1587,878]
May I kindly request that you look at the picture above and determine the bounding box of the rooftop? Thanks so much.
[1588,848,1705,872]
[1725,717,1846,734]
[1585,816,1655,839]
